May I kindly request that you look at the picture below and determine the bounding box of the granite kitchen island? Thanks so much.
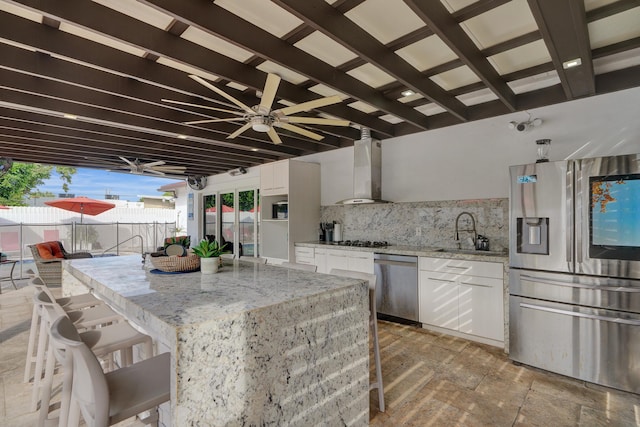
[62,255,370,426]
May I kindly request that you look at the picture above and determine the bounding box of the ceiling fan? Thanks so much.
[164,73,350,144]
[112,156,186,176]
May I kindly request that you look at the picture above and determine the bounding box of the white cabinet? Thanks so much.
[314,248,373,274]
[419,257,504,343]
[260,160,289,196]
[294,247,315,265]
[314,248,327,274]
[260,160,319,261]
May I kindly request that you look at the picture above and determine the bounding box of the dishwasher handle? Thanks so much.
[374,258,418,268]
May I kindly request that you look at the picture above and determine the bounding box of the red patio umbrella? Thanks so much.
[205,205,234,213]
[45,196,115,222]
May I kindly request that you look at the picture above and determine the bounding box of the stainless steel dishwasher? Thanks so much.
[374,253,419,323]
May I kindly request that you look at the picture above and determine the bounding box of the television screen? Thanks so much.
[590,173,640,259]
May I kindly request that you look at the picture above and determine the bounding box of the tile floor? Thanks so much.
[1,280,639,426]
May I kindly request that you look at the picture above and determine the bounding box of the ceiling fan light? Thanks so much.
[252,123,270,132]
[250,116,271,132]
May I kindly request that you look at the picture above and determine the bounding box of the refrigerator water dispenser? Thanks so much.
[517,217,549,254]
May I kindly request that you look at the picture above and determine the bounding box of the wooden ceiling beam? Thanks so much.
[0,136,232,176]
[0,57,322,155]
[272,0,468,122]
[528,0,595,99]
[11,0,392,139]
[0,108,278,163]
[404,0,516,112]
[0,120,261,170]
[0,42,345,150]
[140,0,426,132]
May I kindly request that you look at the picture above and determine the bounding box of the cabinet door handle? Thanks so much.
[444,265,469,270]
[427,277,455,282]
[520,303,640,326]
[462,282,492,288]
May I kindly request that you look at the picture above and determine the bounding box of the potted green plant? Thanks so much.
[191,239,228,274]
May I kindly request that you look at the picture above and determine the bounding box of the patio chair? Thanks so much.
[28,241,93,286]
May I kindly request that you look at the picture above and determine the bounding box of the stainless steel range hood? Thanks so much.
[338,128,390,205]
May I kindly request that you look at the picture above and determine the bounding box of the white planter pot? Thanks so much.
[200,257,220,274]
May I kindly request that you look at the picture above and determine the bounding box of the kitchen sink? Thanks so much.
[434,248,507,256]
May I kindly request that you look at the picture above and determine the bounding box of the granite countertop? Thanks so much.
[64,254,366,327]
[296,241,509,263]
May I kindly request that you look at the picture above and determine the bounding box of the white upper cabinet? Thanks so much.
[260,160,289,196]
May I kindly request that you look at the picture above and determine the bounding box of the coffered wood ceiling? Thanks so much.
[1,0,639,178]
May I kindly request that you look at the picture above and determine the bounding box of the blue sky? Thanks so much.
[39,168,182,201]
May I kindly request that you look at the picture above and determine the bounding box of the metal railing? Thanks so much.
[0,221,176,279]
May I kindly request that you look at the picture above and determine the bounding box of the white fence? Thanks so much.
[0,207,179,279]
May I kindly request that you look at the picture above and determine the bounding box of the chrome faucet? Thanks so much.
[455,212,477,249]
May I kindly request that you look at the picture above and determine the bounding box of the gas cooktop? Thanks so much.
[326,240,390,248]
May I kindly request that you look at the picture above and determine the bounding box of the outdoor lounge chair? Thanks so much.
[28,241,93,286]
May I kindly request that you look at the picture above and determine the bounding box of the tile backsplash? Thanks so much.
[321,198,509,252]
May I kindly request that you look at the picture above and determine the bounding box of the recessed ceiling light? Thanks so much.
[401,89,415,97]
[251,148,259,152]
[177,134,188,139]
[63,113,78,119]
[562,58,582,69]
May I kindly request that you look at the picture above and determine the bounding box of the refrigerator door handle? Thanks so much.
[520,274,640,292]
[566,162,574,266]
[520,302,640,326]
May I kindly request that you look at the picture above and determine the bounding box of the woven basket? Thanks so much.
[150,254,200,272]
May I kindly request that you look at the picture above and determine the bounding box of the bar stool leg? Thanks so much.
[370,296,385,412]
[31,313,49,411]
[24,303,40,383]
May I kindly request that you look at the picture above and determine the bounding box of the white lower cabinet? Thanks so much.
[419,257,504,344]
[310,248,373,274]
[314,248,327,273]
[294,247,315,265]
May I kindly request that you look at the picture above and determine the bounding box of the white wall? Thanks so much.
[301,86,640,205]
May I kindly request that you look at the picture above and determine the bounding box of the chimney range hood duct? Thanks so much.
[337,128,390,205]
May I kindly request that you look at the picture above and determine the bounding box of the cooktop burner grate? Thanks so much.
[338,240,389,248]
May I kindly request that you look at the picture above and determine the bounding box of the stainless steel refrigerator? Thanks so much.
[509,153,640,394]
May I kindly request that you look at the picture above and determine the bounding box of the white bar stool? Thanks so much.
[50,316,170,427]
[40,313,154,427]
[330,269,385,412]
[24,277,104,383]
[29,291,124,412]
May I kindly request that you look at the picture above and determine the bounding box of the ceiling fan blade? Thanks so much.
[119,156,135,167]
[286,117,350,126]
[145,169,166,176]
[185,118,244,125]
[277,123,324,141]
[189,75,254,114]
[267,128,282,144]
[275,95,342,116]
[152,165,187,171]
[258,73,281,114]
[227,122,253,139]
[143,161,166,168]
[162,99,243,116]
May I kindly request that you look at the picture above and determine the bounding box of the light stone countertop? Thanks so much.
[296,241,509,264]
[64,254,365,327]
